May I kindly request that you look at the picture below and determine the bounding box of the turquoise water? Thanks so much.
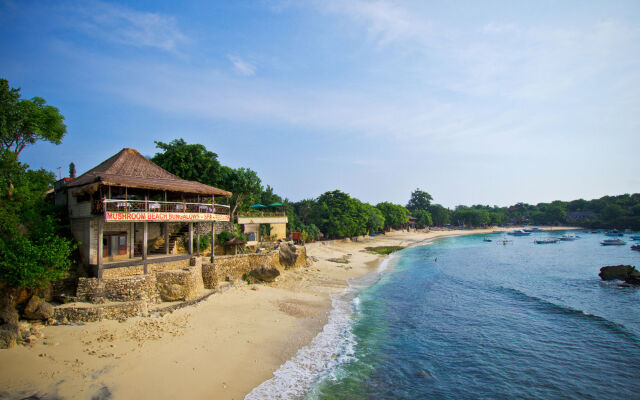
[248,232,640,399]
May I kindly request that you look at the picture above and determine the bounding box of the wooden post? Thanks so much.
[196,222,200,256]
[142,222,148,273]
[97,218,104,278]
[188,222,194,256]
[129,222,134,258]
[210,222,215,263]
[164,222,170,255]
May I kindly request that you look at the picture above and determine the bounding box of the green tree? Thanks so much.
[0,79,67,156]
[376,202,409,230]
[310,190,368,238]
[429,204,451,226]
[0,150,75,289]
[364,203,385,233]
[221,166,263,219]
[406,188,433,212]
[151,139,223,186]
[412,209,432,228]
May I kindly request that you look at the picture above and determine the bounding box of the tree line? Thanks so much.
[2,77,639,292]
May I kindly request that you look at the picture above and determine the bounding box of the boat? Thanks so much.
[600,239,627,246]
[558,235,578,241]
[632,244,640,251]
[535,239,558,244]
[508,230,531,236]
[590,230,601,233]
[524,227,541,232]
[483,237,492,242]
[605,230,624,237]
[630,235,640,241]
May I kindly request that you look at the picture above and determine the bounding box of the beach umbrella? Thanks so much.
[249,204,266,208]
[268,202,283,207]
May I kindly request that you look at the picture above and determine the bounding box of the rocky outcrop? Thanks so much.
[278,242,299,268]
[156,266,204,302]
[599,265,640,285]
[0,325,19,349]
[250,266,281,282]
[0,295,20,349]
[23,296,54,320]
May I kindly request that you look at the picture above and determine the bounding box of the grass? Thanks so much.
[365,246,405,255]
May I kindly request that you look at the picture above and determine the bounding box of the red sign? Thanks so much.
[105,212,230,222]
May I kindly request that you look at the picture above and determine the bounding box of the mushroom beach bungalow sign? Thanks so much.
[105,211,230,222]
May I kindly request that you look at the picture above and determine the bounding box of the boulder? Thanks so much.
[250,266,281,282]
[599,265,640,285]
[157,283,186,302]
[23,296,54,320]
[0,297,19,326]
[0,324,19,349]
[279,242,298,268]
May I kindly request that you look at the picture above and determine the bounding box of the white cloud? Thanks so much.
[228,55,257,76]
[69,0,188,52]
[313,0,430,46]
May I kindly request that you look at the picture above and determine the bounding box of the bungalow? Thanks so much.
[54,148,232,278]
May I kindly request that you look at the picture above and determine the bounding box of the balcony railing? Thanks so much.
[241,211,287,218]
[99,199,230,215]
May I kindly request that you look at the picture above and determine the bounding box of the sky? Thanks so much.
[1,0,639,208]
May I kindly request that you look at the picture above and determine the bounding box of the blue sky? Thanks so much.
[1,0,639,207]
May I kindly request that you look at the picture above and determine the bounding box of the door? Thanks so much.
[103,233,128,257]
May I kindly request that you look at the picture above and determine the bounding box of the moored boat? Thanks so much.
[508,230,531,236]
[535,239,558,244]
[605,230,624,237]
[601,239,626,246]
[483,237,492,242]
[631,244,640,251]
[630,235,640,241]
[558,235,578,241]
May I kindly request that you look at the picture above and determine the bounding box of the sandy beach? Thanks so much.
[0,227,573,400]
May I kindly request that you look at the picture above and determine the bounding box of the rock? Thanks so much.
[0,296,19,326]
[0,324,19,349]
[250,266,281,282]
[23,296,54,320]
[599,265,640,285]
[157,283,186,302]
[279,242,299,267]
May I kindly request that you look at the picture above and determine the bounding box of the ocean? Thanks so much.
[247,231,640,399]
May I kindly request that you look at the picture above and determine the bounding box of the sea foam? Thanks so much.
[245,254,398,400]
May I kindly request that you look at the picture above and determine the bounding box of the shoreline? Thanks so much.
[0,227,577,399]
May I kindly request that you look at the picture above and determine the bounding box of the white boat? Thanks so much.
[508,230,531,236]
[600,239,626,246]
[558,235,578,241]
[535,239,558,244]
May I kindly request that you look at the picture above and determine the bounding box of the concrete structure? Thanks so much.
[54,148,232,278]
[237,214,288,243]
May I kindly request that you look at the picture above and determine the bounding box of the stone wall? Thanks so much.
[76,258,203,304]
[155,261,204,302]
[101,257,193,278]
[54,301,149,323]
[77,275,160,304]
[202,245,307,289]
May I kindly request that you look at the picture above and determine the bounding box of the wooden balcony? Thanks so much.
[99,199,231,222]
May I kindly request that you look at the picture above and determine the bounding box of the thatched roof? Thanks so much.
[66,148,232,197]
[223,237,246,246]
